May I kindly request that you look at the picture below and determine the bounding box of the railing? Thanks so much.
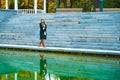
[18,9,44,14]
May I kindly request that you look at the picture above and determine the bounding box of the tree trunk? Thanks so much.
[70,0,73,8]
[58,0,60,8]
[63,0,67,8]
[0,0,1,8]
[46,0,49,13]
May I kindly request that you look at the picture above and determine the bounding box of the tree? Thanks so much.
[63,0,67,8]
[114,0,120,8]
[70,0,73,8]
[27,0,30,8]
[37,0,43,9]
[0,0,1,8]
[9,0,14,9]
[56,0,61,8]
[46,0,49,13]
[1,0,120,12]
[80,0,93,12]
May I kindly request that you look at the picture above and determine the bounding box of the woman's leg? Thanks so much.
[38,40,42,47]
[42,40,46,48]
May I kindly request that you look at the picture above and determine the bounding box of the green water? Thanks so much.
[0,49,120,80]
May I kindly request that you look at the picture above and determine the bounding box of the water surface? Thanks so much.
[0,49,120,80]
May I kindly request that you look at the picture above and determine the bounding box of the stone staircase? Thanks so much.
[0,10,120,51]
[0,9,17,23]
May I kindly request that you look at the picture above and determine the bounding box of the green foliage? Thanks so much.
[18,70,34,78]
[0,0,5,9]
[0,0,120,12]
[48,1,56,13]
[80,0,94,12]
[104,0,120,8]
[0,75,6,80]
[8,73,14,79]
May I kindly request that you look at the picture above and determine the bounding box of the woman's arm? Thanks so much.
[39,23,42,29]
[45,24,47,31]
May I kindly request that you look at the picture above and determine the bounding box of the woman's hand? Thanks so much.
[44,32,47,35]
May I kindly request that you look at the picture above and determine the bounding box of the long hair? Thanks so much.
[41,18,45,24]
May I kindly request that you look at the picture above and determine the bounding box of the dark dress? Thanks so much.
[39,23,47,40]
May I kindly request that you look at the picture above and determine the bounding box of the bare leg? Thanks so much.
[38,40,42,47]
[42,40,46,48]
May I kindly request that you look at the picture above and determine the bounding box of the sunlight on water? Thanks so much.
[0,49,120,80]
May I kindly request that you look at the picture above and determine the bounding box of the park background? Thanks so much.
[0,0,120,12]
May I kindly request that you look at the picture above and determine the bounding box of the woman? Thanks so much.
[38,18,47,48]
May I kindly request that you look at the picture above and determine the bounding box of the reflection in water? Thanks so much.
[40,54,47,80]
[0,49,120,80]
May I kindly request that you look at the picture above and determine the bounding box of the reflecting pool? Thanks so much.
[0,49,120,80]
